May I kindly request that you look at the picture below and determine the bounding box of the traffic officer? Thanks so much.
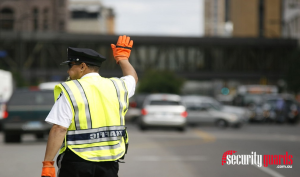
[41,35,138,177]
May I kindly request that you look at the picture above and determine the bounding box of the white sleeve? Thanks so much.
[120,75,136,98]
[45,92,73,128]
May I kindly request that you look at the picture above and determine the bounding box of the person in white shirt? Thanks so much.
[45,73,136,128]
[41,35,138,177]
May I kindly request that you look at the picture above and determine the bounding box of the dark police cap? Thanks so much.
[60,47,106,67]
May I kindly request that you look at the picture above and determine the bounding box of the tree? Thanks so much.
[137,70,185,94]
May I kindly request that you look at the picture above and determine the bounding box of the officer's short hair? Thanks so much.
[86,64,100,72]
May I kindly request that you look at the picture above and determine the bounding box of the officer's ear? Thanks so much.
[81,62,86,70]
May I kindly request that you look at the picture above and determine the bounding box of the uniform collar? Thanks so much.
[81,72,100,79]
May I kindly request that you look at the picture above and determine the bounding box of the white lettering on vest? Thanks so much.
[100,132,105,138]
[90,130,122,139]
[110,131,116,137]
[90,133,96,139]
[105,131,109,137]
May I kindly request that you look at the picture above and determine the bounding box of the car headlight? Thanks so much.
[228,114,238,121]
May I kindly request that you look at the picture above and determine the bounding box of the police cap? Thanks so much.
[60,47,106,67]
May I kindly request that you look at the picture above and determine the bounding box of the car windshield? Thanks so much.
[243,94,263,105]
[8,91,54,106]
[183,99,223,111]
[149,100,180,105]
[202,101,223,111]
[209,102,223,110]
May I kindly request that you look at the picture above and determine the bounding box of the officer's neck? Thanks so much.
[80,70,98,79]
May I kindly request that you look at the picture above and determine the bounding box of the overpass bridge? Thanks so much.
[0,32,298,86]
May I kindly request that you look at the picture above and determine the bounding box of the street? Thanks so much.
[0,123,299,177]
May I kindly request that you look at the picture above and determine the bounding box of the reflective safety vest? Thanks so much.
[54,75,129,162]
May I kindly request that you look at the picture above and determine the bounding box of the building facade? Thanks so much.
[0,0,68,32]
[204,0,282,38]
[204,0,228,36]
[68,0,115,34]
[282,0,300,40]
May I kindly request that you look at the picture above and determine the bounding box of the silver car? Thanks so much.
[182,95,247,128]
[138,94,187,131]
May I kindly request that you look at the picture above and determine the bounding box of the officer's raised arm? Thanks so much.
[111,35,138,84]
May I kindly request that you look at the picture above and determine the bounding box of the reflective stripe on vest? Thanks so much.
[88,151,124,161]
[61,80,92,129]
[55,76,129,162]
[66,126,125,145]
[109,78,128,126]
[73,140,121,152]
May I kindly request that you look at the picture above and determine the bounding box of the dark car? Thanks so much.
[262,95,299,124]
[3,89,54,143]
[125,93,149,122]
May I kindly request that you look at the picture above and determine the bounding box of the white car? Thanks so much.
[182,95,248,128]
[138,94,187,131]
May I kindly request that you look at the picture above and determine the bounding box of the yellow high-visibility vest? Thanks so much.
[53,75,129,162]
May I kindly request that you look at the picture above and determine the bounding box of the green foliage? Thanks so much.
[12,71,28,88]
[137,70,185,94]
[285,50,300,94]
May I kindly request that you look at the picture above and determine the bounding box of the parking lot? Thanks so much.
[0,122,299,177]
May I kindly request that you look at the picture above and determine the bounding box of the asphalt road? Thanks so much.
[0,123,299,177]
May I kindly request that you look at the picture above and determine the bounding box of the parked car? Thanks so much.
[138,94,187,131]
[181,95,248,128]
[3,89,54,143]
[125,93,149,122]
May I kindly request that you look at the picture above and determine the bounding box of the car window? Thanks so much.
[8,91,54,106]
[149,100,180,105]
[243,94,263,105]
[184,102,202,110]
[208,100,223,110]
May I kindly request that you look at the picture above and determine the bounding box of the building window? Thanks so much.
[32,8,39,31]
[59,20,64,31]
[258,0,265,37]
[59,0,65,7]
[71,11,99,19]
[225,0,230,22]
[43,8,48,31]
[0,8,14,30]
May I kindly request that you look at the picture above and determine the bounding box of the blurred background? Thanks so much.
[0,0,300,177]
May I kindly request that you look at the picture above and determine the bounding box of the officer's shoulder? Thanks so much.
[62,80,74,84]
[108,77,123,81]
[54,80,72,88]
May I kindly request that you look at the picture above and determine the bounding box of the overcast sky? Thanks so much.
[102,0,204,37]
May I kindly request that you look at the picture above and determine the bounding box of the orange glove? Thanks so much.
[41,161,56,177]
[111,35,133,64]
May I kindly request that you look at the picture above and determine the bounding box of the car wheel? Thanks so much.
[215,119,228,128]
[4,132,21,143]
[35,133,45,140]
[139,125,147,131]
[177,127,186,132]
